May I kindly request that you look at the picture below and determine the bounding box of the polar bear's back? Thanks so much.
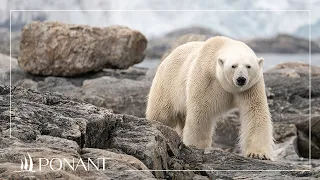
[159,41,204,79]
[157,41,204,89]
[148,41,204,115]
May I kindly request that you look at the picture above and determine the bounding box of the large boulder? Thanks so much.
[0,86,317,179]
[19,21,147,76]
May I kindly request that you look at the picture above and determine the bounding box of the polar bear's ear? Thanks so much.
[218,57,225,67]
[258,57,264,67]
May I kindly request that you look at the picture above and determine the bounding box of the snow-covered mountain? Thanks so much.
[0,0,319,39]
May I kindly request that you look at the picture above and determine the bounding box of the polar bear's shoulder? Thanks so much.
[173,41,205,53]
[162,41,204,64]
[168,36,233,56]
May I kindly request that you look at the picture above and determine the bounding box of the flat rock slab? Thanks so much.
[82,76,151,117]
[19,21,147,76]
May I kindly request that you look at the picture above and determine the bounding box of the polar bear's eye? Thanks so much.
[231,65,237,68]
[246,65,251,69]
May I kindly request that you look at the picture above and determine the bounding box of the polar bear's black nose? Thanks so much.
[236,77,246,86]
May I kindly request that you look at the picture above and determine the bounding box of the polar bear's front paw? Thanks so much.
[243,141,273,160]
[246,152,270,160]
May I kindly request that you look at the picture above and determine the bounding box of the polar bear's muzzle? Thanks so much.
[236,77,247,86]
[233,67,249,87]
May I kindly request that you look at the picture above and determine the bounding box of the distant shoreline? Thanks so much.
[137,53,320,71]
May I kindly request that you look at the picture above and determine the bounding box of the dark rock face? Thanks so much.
[295,116,320,159]
[19,21,147,76]
[1,86,318,179]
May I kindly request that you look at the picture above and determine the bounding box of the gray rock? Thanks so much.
[81,148,156,179]
[0,28,20,58]
[19,21,148,76]
[0,136,84,180]
[213,111,240,152]
[82,76,151,117]
[0,53,30,86]
[15,79,38,91]
[85,114,183,178]
[273,123,297,143]
[2,86,112,144]
[36,76,82,98]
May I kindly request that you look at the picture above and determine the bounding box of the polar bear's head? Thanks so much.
[216,55,264,93]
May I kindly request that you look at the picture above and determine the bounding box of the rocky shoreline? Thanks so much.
[0,21,320,179]
[0,85,319,179]
[1,52,320,178]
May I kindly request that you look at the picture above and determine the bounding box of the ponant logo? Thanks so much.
[14,153,112,172]
[16,153,35,172]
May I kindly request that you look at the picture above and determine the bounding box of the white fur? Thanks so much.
[146,36,274,159]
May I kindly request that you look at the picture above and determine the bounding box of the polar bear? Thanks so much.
[146,36,274,160]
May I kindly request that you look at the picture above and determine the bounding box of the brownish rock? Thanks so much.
[266,62,320,77]
[19,21,147,77]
